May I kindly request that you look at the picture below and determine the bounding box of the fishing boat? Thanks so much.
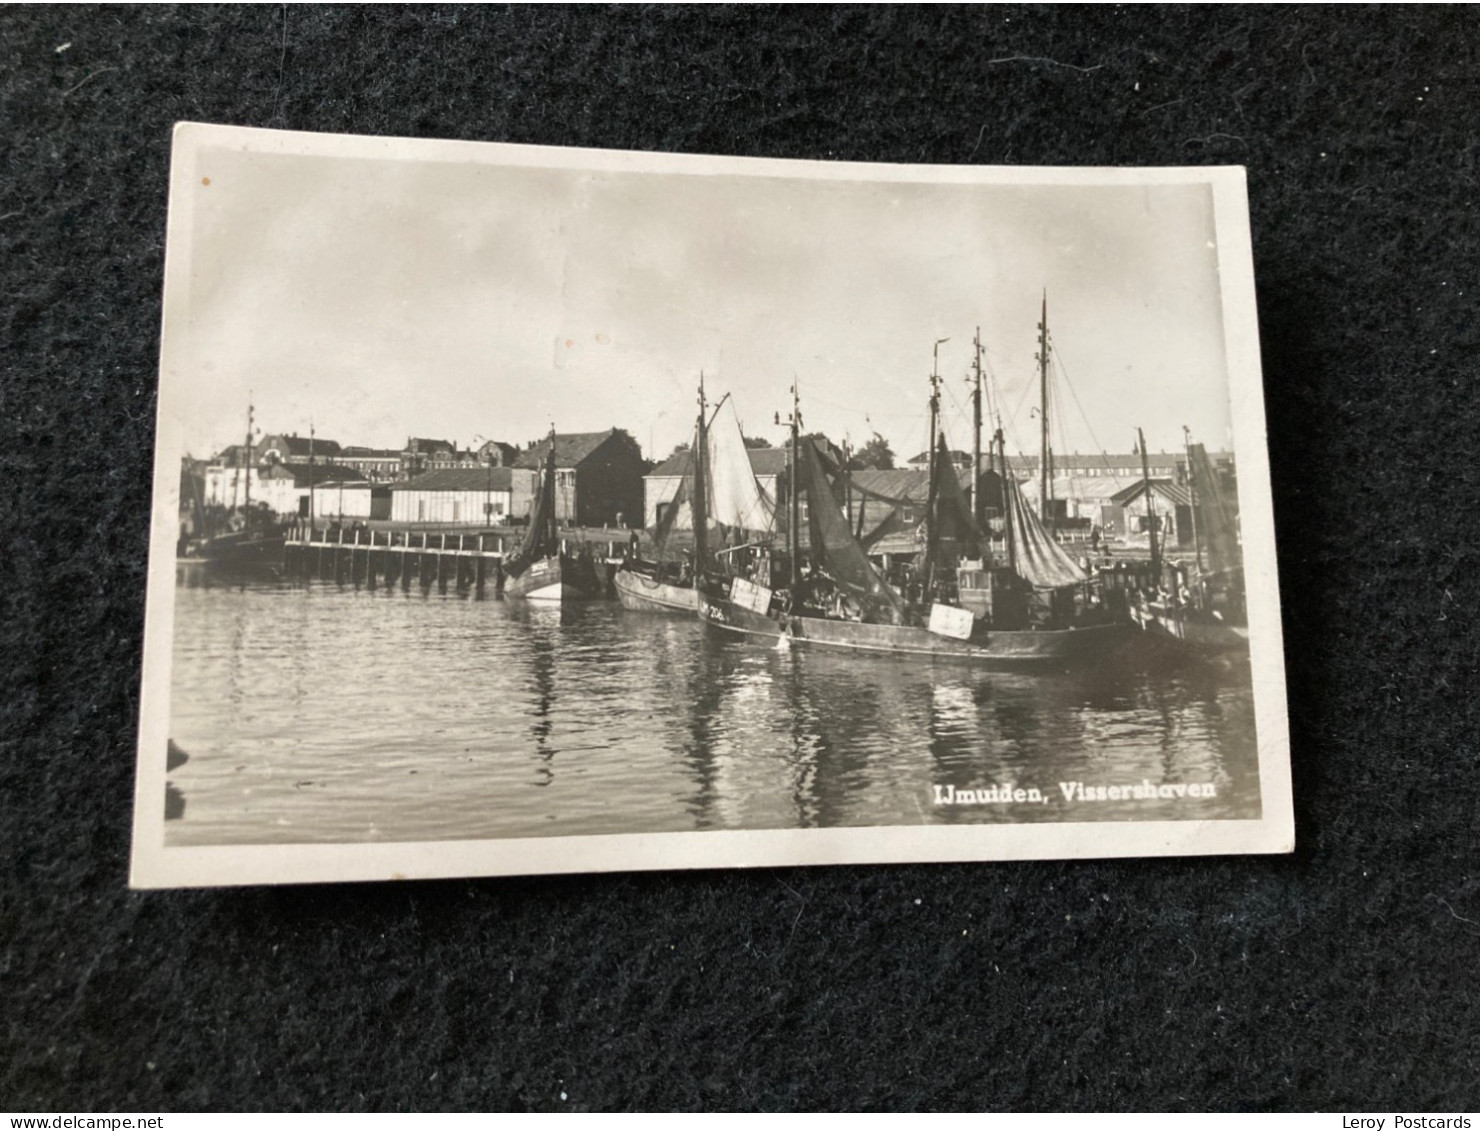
[176,402,286,576]
[1138,434,1249,652]
[616,375,777,615]
[615,384,703,614]
[501,429,605,602]
[613,561,700,613]
[698,327,1135,667]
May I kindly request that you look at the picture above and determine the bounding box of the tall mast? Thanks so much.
[1037,292,1052,532]
[841,436,852,532]
[924,338,947,597]
[693,372,708,571]
[243,399,254,524]
[545,424,558,555]
[971,326,983,528]
[1139,427,1159,578]
[308,419,315,533]
[1183,424,1203,576]
[787,383,801,594]
[996,423,1015,575]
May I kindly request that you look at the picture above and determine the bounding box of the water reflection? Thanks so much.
[165,579,1261,846]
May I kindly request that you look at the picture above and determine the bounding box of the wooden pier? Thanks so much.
[283,526,631,595]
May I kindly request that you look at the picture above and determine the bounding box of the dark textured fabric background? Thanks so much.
[3,4,1477,1113]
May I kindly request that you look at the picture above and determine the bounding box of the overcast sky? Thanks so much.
[167,140,1236,466]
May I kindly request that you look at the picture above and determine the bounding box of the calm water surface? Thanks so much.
[165,576,1261,845]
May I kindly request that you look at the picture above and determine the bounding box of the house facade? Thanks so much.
[1107,480,1195,548]
[515,430,645,527]
[337,447,405,483]
[476,439,520,468]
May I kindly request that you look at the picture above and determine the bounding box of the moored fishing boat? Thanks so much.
[616,374,777,617]
[614,436,700,615]
[614,565,699,613]
[698,324,1137,667]
[503,553,602,602]
[1139,435,1248,653]
[176,402,286,578]
[501,428,604,603]
[177,527,286,571]
[698,433,1135,666]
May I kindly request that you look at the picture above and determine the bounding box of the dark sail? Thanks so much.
[1003,473,1089,590]
[801,439,908,624]
[1189,443,1240,575]
[928,435,984,561]
[691,416,709,569]
[859,508,905,552]
[506,443,557,576]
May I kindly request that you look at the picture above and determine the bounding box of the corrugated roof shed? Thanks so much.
[387,468,521,492]
[266,463,367,487]
[851,468,932,503]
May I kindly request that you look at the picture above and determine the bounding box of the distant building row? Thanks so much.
[644,447,1237,549]
[192,427,1232,544]
[198,430,645,528]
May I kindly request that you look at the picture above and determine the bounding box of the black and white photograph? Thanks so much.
[132,124,1290,887]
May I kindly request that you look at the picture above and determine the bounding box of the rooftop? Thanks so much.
[1110,479,1194,508]
[260,435,343,459]
[387,467,522,492]
[515,430,629,469]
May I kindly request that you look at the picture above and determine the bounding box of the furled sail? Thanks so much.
[1188,442,1240,576]
[704,401,776,538]
[927,435,984,562]
[1003,474,1089,590]
[506,445,557,576]
[801,439,908,624]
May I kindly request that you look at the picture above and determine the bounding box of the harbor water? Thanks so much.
[164,575,1262,846]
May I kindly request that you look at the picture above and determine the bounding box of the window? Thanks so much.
[452,501,462,522]
[417,500,426,522]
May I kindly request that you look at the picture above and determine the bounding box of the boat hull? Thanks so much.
[699,591,1134,667]
[176,533,286,577]
[503,555,602,602]
[613,569,699,614]
[1143,603,1249,653]
[697,590,786,640]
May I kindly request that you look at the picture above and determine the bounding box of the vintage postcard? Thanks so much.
[131,123,1291,887]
